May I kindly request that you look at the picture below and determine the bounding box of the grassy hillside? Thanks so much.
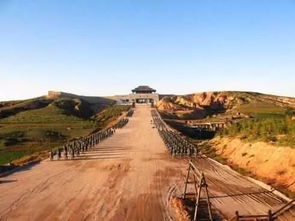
[219,110,295,147]
[0,97,52,119]
[0,93,129,166]
[94,105,131,130]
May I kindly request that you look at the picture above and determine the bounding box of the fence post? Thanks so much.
[235,211,239,221]
[183,164,191,199]
[50,149,53,161]
[268,210,272,221]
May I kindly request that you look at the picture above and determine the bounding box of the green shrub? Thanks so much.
[95,105,131,128]
[0,150,33,165]
[219,112,295,146]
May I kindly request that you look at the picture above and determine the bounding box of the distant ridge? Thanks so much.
[0,91,115,120]
[157,91,295,119]
[47,91,115,105]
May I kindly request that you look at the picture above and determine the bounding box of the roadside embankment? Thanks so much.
[208,137,295,193]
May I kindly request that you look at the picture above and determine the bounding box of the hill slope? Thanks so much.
[157,91,295,194]
[0,92,120,165]
[157,91,295,119]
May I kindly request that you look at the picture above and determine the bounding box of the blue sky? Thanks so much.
[0,0,295,100]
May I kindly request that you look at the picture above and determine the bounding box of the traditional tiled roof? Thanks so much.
[132,85,156,93]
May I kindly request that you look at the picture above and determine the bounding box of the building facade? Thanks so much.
[112,85,159,105]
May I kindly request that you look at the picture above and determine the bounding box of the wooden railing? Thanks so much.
[228,199,295,221]
[272,199,295,218]
[233,210,272,221]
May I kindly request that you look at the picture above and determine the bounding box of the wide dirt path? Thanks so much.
[0,106,184,221]
[0,106,292,221]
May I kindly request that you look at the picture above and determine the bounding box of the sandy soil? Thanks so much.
[209,137,295,192]
[0,106,293,221]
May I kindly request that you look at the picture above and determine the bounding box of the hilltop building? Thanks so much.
[47,85,159,105]
[111,85,159,105]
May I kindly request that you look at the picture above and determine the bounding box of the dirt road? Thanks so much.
[0,106,292,221]
[0,106,185,221]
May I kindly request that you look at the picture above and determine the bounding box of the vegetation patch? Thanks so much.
[219,110,295,147]
[0,100,130,165]
[276,170,287,176]
[94,105,131,130]
[241,152,247,157]
[0,150,33,165]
